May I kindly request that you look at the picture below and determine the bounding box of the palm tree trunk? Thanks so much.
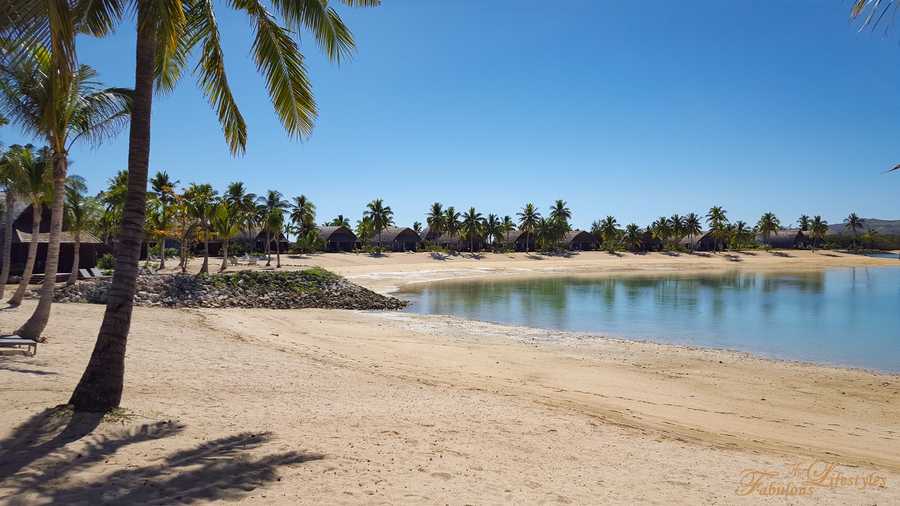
[200,229,209,274]
[18,154,67,339]
[67,234,81,285]
[275,236,281,268]
[265,230,271,266]
[158,233,166,270]
[9,203,42,307]
[0,191,14,299]
[220,239,228,272]
[69,13,157,412]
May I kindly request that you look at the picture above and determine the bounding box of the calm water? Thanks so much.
[400,268,900,372]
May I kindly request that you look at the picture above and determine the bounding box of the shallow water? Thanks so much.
[400,267,900,372]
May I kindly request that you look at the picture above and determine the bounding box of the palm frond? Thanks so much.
[271,0,357,63]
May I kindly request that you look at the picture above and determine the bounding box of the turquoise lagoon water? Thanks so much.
[399,268,900,372]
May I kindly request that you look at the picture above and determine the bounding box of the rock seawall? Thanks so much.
[54,268,407,310]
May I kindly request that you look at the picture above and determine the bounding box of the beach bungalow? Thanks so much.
[369,227,421,252]
[317,226,358,252]
[679,230,719,252]
[204,228,289,256]
[757,229,810,249]
[433,232,485,252]
[0,198,104,277]
[562,230,598,251]
[502,229,536,252]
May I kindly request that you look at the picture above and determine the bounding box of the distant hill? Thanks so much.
[826,218,900,235]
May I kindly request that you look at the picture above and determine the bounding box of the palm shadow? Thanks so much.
[429,252,449,261]
[770,251,793,258]
[1,406,322,505]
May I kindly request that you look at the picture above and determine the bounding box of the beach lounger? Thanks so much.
[89,268,109,278]
[79,268,93,279]
[0,336,37,356]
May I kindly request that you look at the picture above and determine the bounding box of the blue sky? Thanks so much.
[2,1,899,230]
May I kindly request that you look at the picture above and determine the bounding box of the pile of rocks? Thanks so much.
[54,268,407,310]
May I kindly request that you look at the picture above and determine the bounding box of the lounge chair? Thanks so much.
[0,335,37,356]
[79,268,93,279]
[89,268,109,278]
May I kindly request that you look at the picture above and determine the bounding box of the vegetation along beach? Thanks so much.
[2,1,900,505]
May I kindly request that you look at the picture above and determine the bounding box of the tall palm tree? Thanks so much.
[684,212,702,252]
[798,214,810,232]
[64,175,99,285]
[61,0,379,412]
[443,206,461,249]
[0,47,131,339]
[484,213,502,249]
[327,214,351,228]
[844,212,864,250]
[548,199,571,248]
[184,183,217,274]
[0,146,20,298]
[364,198,393,250]
[211,200,241,272]
[149,171,178,269]
[623,223,642,252]
[97,169,128,243]
[289,194,316,237]
[732,221,751,249]
[668,214,685,244]
[501,215,515,247]
[412,221,422,235]
[517,203,540,253]
[267,209,285,268]
[650,217,671,250]
[461,207,483,253]
[426,202,445,240]
[599,215,619,252]
[756,212,780,249]
[706,206,728,252]
[224,181,257,241]
[7,145,51,307]
[355,216,374,245]
[257,190,288,264]
[809,215,828,252]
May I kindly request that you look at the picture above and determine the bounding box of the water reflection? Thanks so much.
[401,268,900,372]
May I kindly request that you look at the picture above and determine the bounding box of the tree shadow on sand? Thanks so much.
[1,406,323,505]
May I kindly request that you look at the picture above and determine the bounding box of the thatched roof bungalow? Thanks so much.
[678,230,719,252]
[562,230,598,251]
[0,197,105,276]
[757,229,810,249]
[369,227,421,251]
[317,226,357,252]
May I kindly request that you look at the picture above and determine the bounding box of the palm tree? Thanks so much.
[684,212,702,252]
[149,171,178,269]
[7,145,51,307]
[501,215,515,247]
[668,214,685,244]
[327,215,351,228]
[809,215,828,252]
[623,223,642,252]
[732,221,751,249]
[224,181,257,241]
[64,175,99,285]
[461,207,483,253]
[484,214,502,250]
[364,198,394,251]
[267,209,285,268]
[257,190,288,264]
[650,217,671,250]
[844,213,864,250]
[1,48,132,339]
[706,206,729,252]
[0,146,20,298]
[62,0,379,412]
[517,203,540,253]
[289,194,316,237]
[412,221,422,235]
[756,212,780,249]
[355,216,374,246]
[184,183,217,274]
[444,206,461,250]
[97,170,128,243]
[599,215,619,253]
[426,202,445,239]
[798,214,810,232]
[548,199,571,248]
[211,200,242,272]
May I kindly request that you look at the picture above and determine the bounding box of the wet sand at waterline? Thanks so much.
[1,250,899,504]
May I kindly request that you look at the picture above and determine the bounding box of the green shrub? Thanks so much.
[97,253,115,271]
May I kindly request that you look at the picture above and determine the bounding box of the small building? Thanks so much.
[503,229,536,252]
[420,227,442,244]
[562,230,598,251]
[317,226,358,252]
[0,197,104,276]
[757,229,810,249]
[679,230,720,252]
[369,227,421,252]
[433,232,485,252]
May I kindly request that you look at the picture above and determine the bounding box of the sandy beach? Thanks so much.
[2,250,899,504]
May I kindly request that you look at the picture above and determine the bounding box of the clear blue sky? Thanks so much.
[2,1,899,230]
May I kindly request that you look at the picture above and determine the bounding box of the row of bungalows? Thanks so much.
[679,229,811,251]
[200,229,290,257]
[0,195,105,276]
[422,228,599,252]
[317,226,421,252]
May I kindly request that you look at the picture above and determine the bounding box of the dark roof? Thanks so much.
[15,230,103,244]
[757,229,807,247]
[317,226,357,242]
[370,226,420,243]
[562,229,597,245]
[678,230,714,247]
